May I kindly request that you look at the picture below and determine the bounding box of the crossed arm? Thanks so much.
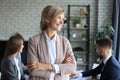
[27,37,76,78]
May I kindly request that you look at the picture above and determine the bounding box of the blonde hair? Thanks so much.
[40,5,64,31]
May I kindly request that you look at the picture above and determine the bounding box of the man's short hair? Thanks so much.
[96,38,112,49]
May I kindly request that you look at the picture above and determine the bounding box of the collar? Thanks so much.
[103,55,112,65]
[44,31,57,41]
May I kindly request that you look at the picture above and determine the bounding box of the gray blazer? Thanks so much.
[1,55,24,80]
[27,32,76,80]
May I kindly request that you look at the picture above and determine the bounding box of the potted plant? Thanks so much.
[93,19,114,46]
[84,10,89,15]
[93,19,114,63]
[73,19,81,28]
[84,24,88,28]
[81,33,86,40]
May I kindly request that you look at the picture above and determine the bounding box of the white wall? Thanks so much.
[98,0,113,28]
[0,0,98,40]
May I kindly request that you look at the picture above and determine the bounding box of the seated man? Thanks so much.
[65,38,120,80]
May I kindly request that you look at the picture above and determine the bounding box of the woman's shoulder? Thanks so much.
[2,56,15,66]
[28,33,43,42]
[30,34,41,40]
[3,56,14,62]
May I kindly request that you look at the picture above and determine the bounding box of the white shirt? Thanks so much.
[17,53,29,79]
[45,32,60,80]
[14,57,21,80]
[103,55,112,65]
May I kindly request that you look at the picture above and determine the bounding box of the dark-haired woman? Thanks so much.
[1,34,25,80]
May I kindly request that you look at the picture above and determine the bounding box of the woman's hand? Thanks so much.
[28,61,52,71]
[63,55,73,63]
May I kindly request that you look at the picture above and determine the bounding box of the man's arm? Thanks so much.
[64,56,103,78]
[82,62,104,77]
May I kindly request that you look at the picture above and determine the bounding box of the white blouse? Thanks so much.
[14,57,21,80]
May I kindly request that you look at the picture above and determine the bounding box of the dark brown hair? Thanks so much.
[4,33,24,58]
[96,38,112,49]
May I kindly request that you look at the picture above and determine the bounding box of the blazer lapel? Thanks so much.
[10,56,19,79]
[102,56,112,72]
[55,35,63,63]
[41,32,50,64]
[100,56,112,80]
[13,65,19,80]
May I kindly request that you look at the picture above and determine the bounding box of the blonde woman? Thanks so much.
[27,5,76,80]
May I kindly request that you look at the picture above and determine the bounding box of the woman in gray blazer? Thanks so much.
[1,34,24,80]
[27,5,76,80]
